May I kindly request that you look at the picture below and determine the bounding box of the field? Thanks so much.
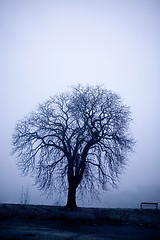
[0,204,160,240]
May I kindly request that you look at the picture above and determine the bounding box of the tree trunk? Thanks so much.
[66,185,77,209]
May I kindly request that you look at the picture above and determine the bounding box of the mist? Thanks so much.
[0,0,160,208]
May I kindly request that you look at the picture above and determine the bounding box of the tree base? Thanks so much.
[65,203,77,211]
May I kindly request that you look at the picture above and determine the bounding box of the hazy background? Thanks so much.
[0,0,160,208]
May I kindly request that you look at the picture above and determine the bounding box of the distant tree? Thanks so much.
[12,85,134,209]
[19,185,30,205]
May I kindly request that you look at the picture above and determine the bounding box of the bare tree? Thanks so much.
[12,85,134,209]
[19,185,30,205]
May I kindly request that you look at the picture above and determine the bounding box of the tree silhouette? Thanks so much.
[12,85,134,209]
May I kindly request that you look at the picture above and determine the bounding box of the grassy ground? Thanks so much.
[0,204,160,240]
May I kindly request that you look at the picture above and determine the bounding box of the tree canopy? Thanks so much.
[12,85,134,208]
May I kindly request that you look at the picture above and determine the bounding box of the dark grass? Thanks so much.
[0,204,160,240]
[0,203,160,227]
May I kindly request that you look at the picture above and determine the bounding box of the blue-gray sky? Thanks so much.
[0,0,160,207]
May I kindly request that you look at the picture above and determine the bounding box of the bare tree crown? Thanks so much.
[12,85,134,204]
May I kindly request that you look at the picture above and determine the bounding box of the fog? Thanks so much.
[0,0,160,208]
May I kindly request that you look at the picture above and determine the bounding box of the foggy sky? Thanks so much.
[0,0,160,208]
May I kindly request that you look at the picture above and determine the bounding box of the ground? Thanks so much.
[0,204,160,240]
